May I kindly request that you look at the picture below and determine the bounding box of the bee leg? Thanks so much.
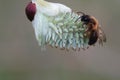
[98,38,103,46]
[75,16,81,22]
[98,35,104,46]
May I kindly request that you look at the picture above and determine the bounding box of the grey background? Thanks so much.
[0,0,120,80]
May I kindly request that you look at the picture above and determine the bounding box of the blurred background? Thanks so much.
[0,0,120,80]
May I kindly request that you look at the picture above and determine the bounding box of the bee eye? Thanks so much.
[84,18,88,20]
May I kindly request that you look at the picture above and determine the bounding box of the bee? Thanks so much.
[76,11,106,45]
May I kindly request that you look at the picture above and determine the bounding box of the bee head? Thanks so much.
[81,15,91,23]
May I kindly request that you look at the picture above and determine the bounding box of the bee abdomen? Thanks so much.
[88,30,98,45]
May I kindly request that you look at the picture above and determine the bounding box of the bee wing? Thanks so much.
[98,26,107,45]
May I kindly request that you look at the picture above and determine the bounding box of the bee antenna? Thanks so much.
[75,11,85,22]
[76,11,85,15]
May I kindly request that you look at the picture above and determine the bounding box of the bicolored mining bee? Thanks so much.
[76,12,106,45]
